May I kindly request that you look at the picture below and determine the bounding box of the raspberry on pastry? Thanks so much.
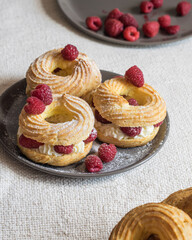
[31,84,53,105]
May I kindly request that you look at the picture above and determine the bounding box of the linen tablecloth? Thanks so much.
[1,0,192,239]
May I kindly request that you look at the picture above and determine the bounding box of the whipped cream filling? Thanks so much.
[18,127,85,156]
[95,121,154,140]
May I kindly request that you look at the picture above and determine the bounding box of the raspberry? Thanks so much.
[95,109,111,124]
[24,97,45,115]
[176,1,191,16]
[142,21,160,38]
[84,128,97,144]
[123,26,140,42]
[119,13,138,28]
[140,1,154,13]
[61,44,79,61]
[154,121,164,127]
[128,98,139,106]
[106,8,123,20]
[158,15,171,28]
[105,19,124,37]
[86,16,102,31]
[120,127,142,137]
[165,25,180,35]
[98,143,117,163]
[150,0,163,8]
[31,84,53,105]
[19,134,44,148]
[54,145,73,154]
[85,155,103,173]
[125,65,144,88]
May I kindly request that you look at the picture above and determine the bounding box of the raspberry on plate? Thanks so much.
[125,65,144,88]
[142,21,160,38]
[120,127,142,137]
[105,19,124,37]
[128,98,139,106]
[98,143,117,163]
[123,26,140,42]
[54,145,73,154]
[119,13,138,28]
[158,15,171,28]
[176,1,191,16]
[19,134,44,148]
[85,155,103,173]
[24,97,46,115]
[86,16,102,31]
[61,44,79,61]
[140,1,154,13]
[150,0,163,8]
[95,109,111,124]
[154,121,164,127]
[165,25,180,35]
[84,128,97,144]
[31,84,53,105]
[106,8,123,20]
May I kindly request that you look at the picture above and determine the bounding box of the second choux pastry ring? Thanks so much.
[26,45,102,97]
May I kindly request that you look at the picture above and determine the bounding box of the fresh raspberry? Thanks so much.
[85,155,103,173]
[142,21,160,38]
[150,0,163,8]
[165,25,180,35]
[176,1,191,16]
[125,65,144,88]
[128,98,139,106]
[31,84,53,105]
[105,19,124,37]
[24,97,45,115]
[19,134,44,148]
[120,127,142,137]
[106,8,123,20]
[123,26,140,42]
[154,121,164,127]
[119,13,138,28]
[84,128,97,144]
[95,109,111,124]
[61,44,79,61]
[158,15,171,28]
[54,145,73,154]
[86,16,102,31]
[140,1,154,13]
[98,143,117,163]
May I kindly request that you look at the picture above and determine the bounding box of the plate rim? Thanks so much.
[0,71,170,178]
[57,0,192,46]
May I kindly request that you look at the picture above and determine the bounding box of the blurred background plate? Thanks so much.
[0,70,169,178]
[57,0,192,46]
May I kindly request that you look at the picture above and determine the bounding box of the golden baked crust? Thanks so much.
[93,77,166,127]
[163,188,192,219]
[18,139,92,166]
[97,126,159,148]
[109,203,192,240]
[26,49,101,97]
[19,94,94,145]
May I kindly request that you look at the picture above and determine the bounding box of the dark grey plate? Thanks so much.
[57,0,192,46]
[0,70,169,178]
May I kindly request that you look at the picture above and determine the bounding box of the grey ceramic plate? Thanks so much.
[57,0,192,46]
[0,70,169,178]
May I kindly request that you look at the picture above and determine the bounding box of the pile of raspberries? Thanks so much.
[86,1,191,41]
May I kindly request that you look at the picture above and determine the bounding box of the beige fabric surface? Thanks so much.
[1,0,192,239]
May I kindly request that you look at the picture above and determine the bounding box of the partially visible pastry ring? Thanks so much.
[163,187,192,219]
[109,203,192,240]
